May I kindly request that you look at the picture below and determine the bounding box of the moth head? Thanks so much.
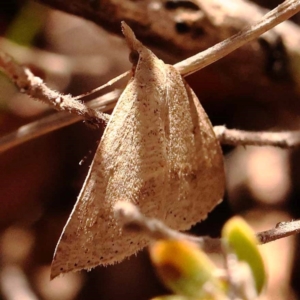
[129,49,140,67]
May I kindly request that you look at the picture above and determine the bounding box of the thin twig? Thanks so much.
[2,111,300,153]
[214,125,300,148]
[175,0,300,76]
[257,220,300,244]
[0,91,120,153]
[0,51,110,124]
[74,71,129,100]
[69,0,300,83]
[114,201,222,253]
[114,201,300,249]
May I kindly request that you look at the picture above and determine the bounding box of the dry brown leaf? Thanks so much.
[51,22,225,279]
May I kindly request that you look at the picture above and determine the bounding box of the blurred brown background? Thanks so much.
[0,0,300,299]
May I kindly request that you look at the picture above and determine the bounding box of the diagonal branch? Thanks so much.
[114,201,222,253]
[36,0,300,91]
[0,51,110,124]
[0,91,120,153]
[175,0,300,76]
[114,201,300,251]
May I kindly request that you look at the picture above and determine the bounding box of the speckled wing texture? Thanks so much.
[51,22,225,279]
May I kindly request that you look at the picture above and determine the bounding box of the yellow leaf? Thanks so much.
[150,240,223,298]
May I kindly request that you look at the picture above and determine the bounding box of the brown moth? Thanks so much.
[51,22,225,279]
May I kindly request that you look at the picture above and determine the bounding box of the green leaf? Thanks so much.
[222,217,266,294]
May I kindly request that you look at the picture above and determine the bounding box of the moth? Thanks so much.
[51,22,225,278]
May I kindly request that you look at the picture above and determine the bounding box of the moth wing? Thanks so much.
[51,23,225,278]
[51,65,168,278]
[162,65,225,229]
